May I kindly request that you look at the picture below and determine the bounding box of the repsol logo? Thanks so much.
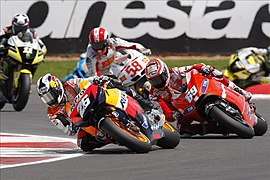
[119,92,127,109]
[1,0,270,39]
[70,83,90,113]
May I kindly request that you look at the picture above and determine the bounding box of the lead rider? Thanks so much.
[36,74,154,152]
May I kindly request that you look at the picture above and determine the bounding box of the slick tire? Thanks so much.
[0,102,5,110]
[12,74,31,111]
[208,106,255,139]
[157,123,180,149]
[100,117,152,153]
[254,112,268,136]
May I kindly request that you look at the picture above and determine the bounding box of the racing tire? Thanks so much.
[157,122,180,149]
[0,102,5,110]
[254,112,268,136]
[208,106,255,139]
[100,117,152,153]
[12,73,31,111]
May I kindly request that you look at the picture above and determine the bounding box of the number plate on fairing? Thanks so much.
[185,85,198,103]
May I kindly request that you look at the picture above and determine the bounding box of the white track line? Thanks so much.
[252,94,270,99]
[0,133,85,169]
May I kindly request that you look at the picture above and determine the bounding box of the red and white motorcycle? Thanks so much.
[110,49,150,98]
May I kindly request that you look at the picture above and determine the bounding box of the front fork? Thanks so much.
[13,68,32,88]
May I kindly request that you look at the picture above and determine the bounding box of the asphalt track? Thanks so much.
[0,85,269,180]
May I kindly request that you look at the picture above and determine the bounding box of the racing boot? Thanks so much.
[228,81,252,101]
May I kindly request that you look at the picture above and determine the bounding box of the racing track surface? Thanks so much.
[0,85,269,180]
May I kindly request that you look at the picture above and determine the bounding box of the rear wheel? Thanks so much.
[0,102,5,110]
[12,73,31,111]
[254,112,268,136]
[100,117,151,153]
[157,122,180,149]
[208,106,255,139]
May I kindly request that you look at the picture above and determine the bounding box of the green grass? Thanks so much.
[33,59,228,82]
[165,59,228,70]
[34,60,77,82]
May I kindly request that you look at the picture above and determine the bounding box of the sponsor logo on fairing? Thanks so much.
[201,79,209,94]
[183,105,195,115]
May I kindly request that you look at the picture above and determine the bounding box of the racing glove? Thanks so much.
[200,65,215,76]
[93,75,111,85]
[63,124,78,136]
[140,48,152,56]
[172,111,183,122]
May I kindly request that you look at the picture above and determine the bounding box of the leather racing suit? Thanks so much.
[86,37,148,77]
[147,63,246,136]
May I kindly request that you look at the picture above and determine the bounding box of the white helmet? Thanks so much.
[36,74,64,108]
[12,13,30,34]
[145,58,170,89]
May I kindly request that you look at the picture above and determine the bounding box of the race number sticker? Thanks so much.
[23,47,33,54]
[124,60,143,78]
[185,85,198,103]
[77,94,90,117]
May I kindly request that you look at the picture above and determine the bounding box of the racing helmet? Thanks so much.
[36,74,64,108]
[12,13,30,34]
[224,52,262,81]
[145,58,170,89]
[89,27,109,55]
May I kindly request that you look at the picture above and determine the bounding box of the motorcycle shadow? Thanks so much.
[0,110,17,112]
[86,145,168,154]
[89,148,139,154]
[182,134,240,139]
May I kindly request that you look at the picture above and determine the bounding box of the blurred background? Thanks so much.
[1,0,270,55]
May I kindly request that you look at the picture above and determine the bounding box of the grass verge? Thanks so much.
[33,58,229,83]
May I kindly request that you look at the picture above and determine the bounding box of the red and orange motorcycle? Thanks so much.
[169,69,268,138]
[69,82,180,153]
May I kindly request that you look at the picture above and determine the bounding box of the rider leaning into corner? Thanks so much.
[85,26,151,77]
[144,58,253,138]
[234,46,270,62]
[227,46,270,85]
[36,74,154,152]
[0,13,47,57]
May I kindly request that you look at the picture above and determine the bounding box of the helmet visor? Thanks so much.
[13,25,28,34]
[90,40,107,50]
[148,75,167,89]
[40,88,60,107]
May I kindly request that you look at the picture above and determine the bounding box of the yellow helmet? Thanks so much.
[224,52,265,81]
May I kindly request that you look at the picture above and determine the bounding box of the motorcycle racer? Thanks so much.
[224,46,270,88]
[0,13,47,56]
[144,58,253,137]
[85,27,151,77]
[37,74,153,151]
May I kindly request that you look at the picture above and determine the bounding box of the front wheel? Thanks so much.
[100,117,152,153]
[157,122,180,149]
[12,73,31,111]
[208,106,255,139]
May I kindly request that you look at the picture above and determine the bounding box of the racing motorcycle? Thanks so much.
[69,82,180,153]
[169,69,268,138]
[62,53,89,83]
[0,33,45,111]
[62,49,150,98]
[223,50,270,89]
[110,49,150,98]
